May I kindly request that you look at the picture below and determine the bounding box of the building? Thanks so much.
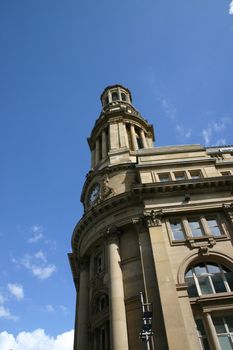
[69,85,233,350]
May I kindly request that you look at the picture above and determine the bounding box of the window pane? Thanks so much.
[213,317,227,333]
[185,277,198,297]
[218,336,232,350]
[207,263,220,274]
[206,218,222,236]
[226,272,233,291]
[170,222,185,240]
[195,319,211,350]
[211,274,227,293]
[174,172,186,180]
[225,316,233,332]
[198,276,213,294]
[196,319,206,335]
[159,173,170,182]
[188,220,204,237]
[194,264,207,276]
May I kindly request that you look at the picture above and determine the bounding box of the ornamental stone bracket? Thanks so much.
[223,203,233,222]
[144,209,164,227]
[186,236,216,255]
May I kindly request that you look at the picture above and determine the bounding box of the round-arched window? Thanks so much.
[185,262,233,297]
[111,92,118,101]
[121,92,127,101]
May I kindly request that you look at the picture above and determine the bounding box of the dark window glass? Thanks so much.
[112,92,118,101]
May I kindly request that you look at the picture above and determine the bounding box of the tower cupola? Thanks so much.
[88,84,155,171]
[100,84,132,107]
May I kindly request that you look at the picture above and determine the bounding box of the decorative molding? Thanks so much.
[104,226,120,244]
[78,256,89,271]
[223,203,233,219]
[144,209,163,227]
[102,174,115,200]
[187,236,216,252]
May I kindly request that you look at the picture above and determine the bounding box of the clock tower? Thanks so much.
[69,85,233,350]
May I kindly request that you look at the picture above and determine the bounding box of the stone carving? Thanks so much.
[102,174,115,199]
[223,203,233,222]
[104,226,120,244]
[144,209,163,227]
[198,246,210,256]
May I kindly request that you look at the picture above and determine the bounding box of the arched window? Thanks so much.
[121,92,127,101]
[185,262,233,297]
[111,91,118,101]
[93,294,109,314]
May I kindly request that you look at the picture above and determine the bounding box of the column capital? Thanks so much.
[144,209,163,227]
[104,226,120,244]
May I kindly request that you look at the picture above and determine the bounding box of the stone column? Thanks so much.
[109,122,120,150]
[75,258,89,350]
[102,129,107,159]
[95,139,100,165]
[140,129,148,148]
[118,121,128,148]
[108,90,112,103]
[145,210,194,350]
[130,124,138,151]
[203,312,221,350]
[106,227,129,350]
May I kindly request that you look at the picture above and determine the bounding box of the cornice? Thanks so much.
[132,176,233,195]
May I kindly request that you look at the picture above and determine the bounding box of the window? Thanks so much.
[94,252,104,274]
[185,263,233,297]
[213,315,233,350]
[105,96,109,105]
[158,173,171,182]
[168,214,225,241]
[195,319,211,350]
[221,171,231,176]
[121,92,127,101]
[111,92,118,101]
[170,220,185,240]
[174,171,186,180]
[94,294,109,314]
[188,219,204,237]
[189,170,202,179]
[206,218,222,237]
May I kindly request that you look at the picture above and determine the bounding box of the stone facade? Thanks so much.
[69,85,233,350]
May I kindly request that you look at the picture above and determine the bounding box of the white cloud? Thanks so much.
[161,98,177,119]
[8,283,24,300]
[34,250,47,263]
[0,306,18,321]
[45,304,55,313]
[0,329,74,350]
[60,305,69,316]
[176,124,192,140]
[12,252,56,280]
[28,225,44,244]
[229,1,233,14]
[201,118,230,146]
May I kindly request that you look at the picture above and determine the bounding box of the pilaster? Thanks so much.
[144,210,197,350]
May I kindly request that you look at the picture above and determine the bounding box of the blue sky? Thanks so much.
[0,0,233,348]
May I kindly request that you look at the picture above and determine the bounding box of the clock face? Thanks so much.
[88,184,100,205]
